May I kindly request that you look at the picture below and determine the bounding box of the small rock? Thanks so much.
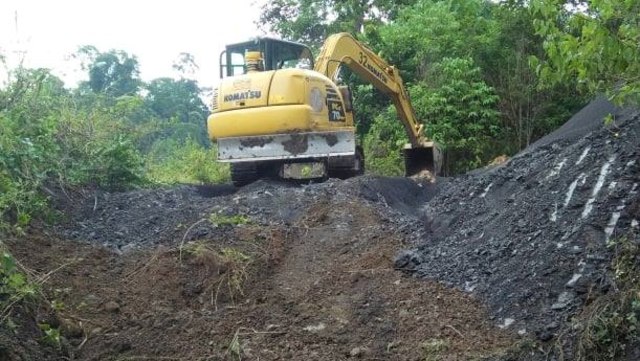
[59,318,83,338]
[565,273,582,288]
[537,330,554,342]
[349,346,368,357]
[499,318,515,329]
[120,244,136,253]
[545,322,559,330]
[303,322,326,332]
[569,246,582,254]
[551,291,573,310]
[114,341,132,353]
[104,301,120,313]
[84,294,100,306]
[393,250,423,271]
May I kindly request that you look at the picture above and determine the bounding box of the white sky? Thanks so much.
[0,0,266,89]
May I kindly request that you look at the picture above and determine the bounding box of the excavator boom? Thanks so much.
[315,33,441,176]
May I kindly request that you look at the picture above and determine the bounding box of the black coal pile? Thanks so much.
[54,174,432,251]
[396,97,640,341]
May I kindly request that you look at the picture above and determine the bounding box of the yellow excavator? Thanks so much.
[207,33,440,186]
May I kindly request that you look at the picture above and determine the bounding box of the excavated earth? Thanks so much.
[3,96,639,360]
[7,178,518,361]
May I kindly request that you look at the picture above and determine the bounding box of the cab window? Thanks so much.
[271,42,313,70]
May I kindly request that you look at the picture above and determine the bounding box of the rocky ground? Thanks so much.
[2,96,639,360]
[396,97,640,357]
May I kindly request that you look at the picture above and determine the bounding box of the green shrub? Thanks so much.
[0,68,146,229]
[0,74,60,230]
[363,107,407,176]
[146,138,230,184]
[0,61,218,229]
[559,235,640,361]
[0,251,37,312]
[411,57,501,175]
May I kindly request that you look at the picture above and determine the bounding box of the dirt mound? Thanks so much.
[54,176,435,251]
[9,182,518,360]
[397,98,639,348]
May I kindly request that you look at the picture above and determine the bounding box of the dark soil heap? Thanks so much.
[19,177,515,360]
[397,97,640,342]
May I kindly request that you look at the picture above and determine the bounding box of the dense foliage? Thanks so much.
[532,0,640,105]
[259,0,594,174]
[0,48,228,230]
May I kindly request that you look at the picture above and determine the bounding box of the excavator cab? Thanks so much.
[219,38,314,78]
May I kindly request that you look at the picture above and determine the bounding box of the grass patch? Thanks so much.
[209,212,250,227]
[558,235,640,360]
[182,241,254,306]
[422,338,449,361]
[145,138,229,185]
[218,247,252,302]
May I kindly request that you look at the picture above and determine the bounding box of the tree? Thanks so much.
[411,57,501,174]
[257,0,417,47]
[74,46,141,97]
[143,78,209,146]
[363,105,408,176]
[0,67,67,113]
[531,0,640,104]
[172,52,199,78]
[364,57,501,175]
[376,0,498,78]
[482,3,585,150]
[376,0,585,152]
[145,78,207,124]
[258,0,331,46]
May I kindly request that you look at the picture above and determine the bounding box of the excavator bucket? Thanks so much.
[403,142,442,178]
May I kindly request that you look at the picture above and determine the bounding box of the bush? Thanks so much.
[145,138,229,185]
[362,106,407,176]
[0,68,146,229]
[0,62,217,229]
[0,70,62,230]
[411,57,501,175]
[0,250,38,313]
[572,236,640,360]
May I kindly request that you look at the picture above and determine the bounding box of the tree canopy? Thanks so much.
[75,46,141,97]
[258,0,593,174]
[532,0,640,104]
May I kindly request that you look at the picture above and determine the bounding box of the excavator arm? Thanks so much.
[314,33,440,175]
